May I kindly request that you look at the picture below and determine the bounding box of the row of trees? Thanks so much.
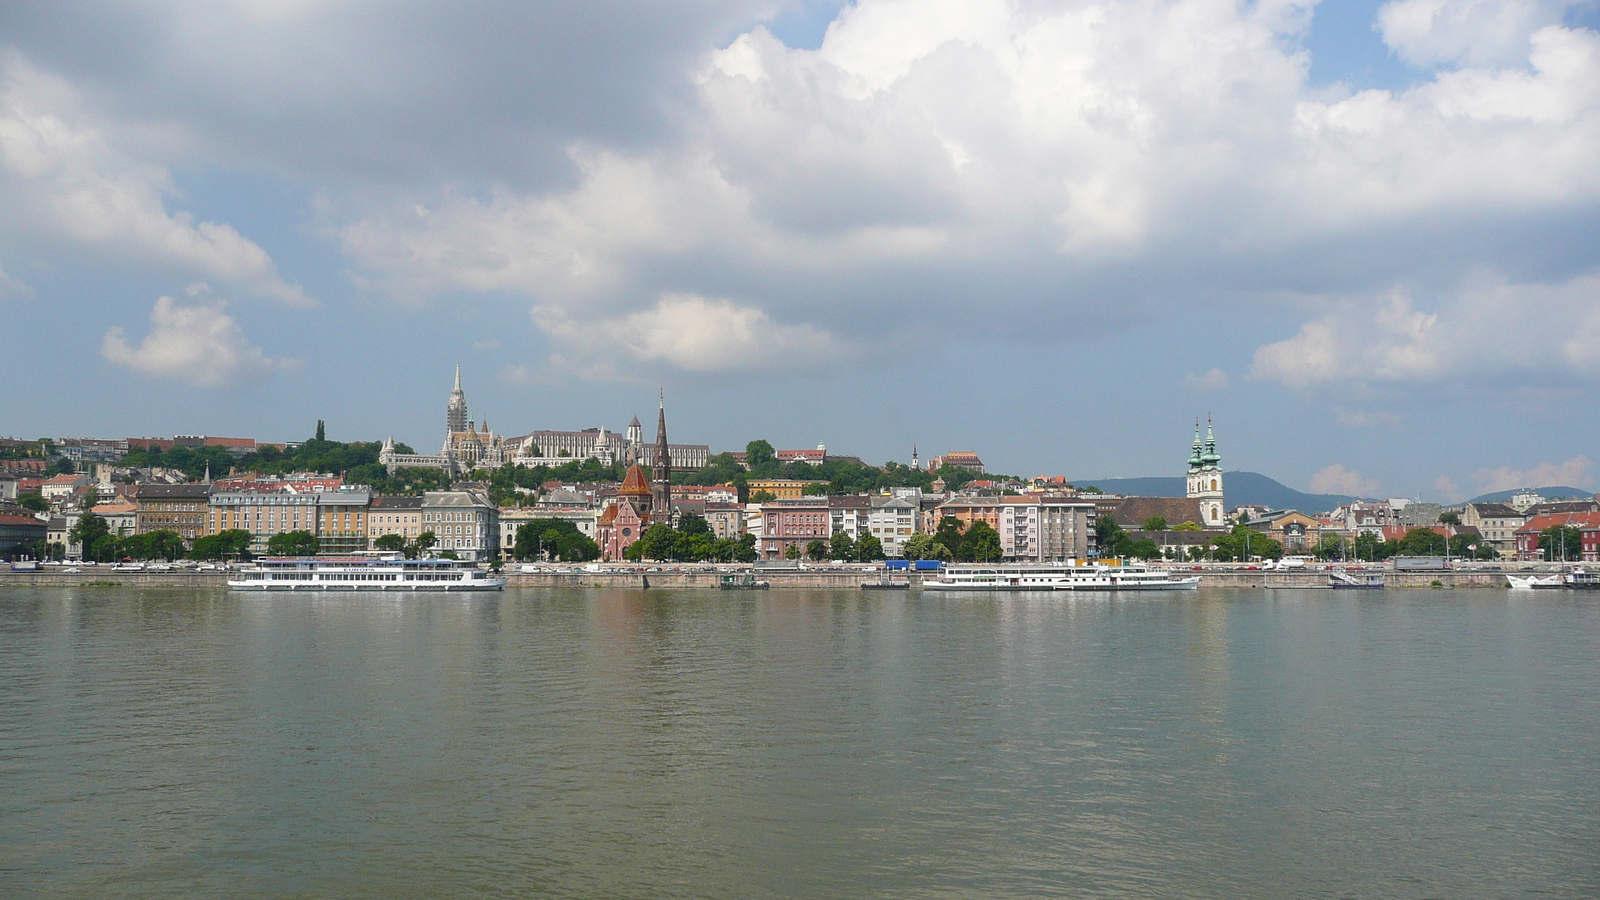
[899,519,1001,562]
[624,515,759,562]
[1311,529,1499,562]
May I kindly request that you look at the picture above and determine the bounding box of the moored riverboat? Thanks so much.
[924,563,1199,592]
[719,572,770,590]
[1330,570,1385,589]
[229,556,506,591]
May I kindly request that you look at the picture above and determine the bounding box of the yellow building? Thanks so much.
[748,479,811,500]
[207,488,371,555]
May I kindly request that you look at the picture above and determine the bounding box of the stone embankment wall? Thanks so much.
[0,569,1521,590]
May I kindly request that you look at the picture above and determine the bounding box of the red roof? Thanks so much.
[618,465,652,497]
[1516,512,1600,533]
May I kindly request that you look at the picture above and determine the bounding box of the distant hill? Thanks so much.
[1069,470,1360,514]
[1466,486,1594,504]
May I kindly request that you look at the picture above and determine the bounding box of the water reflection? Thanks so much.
[0,586,1597,899]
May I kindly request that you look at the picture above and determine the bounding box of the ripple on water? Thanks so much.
[0,586,1597,899]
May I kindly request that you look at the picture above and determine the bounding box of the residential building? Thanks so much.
[703,502,746,540]
[91,501,138,537]
[420,490,497,561]
[0,510,47,559]
[208,488,372,556]
[1184,420,1226,528]
[499,505,599,559]
[1460,502,1526,558]
[867,494,919,557]
[776,445,826,466]
[368,495,424,547]
[939,495,1097,561]
[749,479,809,500]
[134,483,213,540]
[671,484,740,505]
[758,497,832,559]
[927,451,984,473]
[40,473,91,501]
[46,516,69,554]
[829,495,872,543]
[1515,512,1600,561]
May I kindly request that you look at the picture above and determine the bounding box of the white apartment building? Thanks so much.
[868,495,919,557]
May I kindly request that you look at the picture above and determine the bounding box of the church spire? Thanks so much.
[446,363,468,435]
[651,389,672,519]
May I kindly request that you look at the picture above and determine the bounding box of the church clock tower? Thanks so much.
[1186,418,1225,527]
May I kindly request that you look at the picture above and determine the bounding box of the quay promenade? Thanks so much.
[0,567,1533,590]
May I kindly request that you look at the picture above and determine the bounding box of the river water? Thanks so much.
[1,586,1596,898]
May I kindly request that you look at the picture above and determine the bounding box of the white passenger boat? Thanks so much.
[923,563,1200,592]
[229,556,507,591]
[1507,568,1600,590]
[1506,573,1565,590]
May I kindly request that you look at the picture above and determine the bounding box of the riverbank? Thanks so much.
[0,568,1532,590]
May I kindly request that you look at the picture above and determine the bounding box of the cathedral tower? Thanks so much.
[651,392,672,518]
[1186,418,1225,527]
[446,364,468,435]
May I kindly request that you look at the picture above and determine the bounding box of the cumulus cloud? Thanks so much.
[102,290,282,387]
[0,57,310,304]
[1378,0,1580,67]
[1183,368,1231,392]
[1435,474,1464,502]
[6,1,1600,387]
[1311,464,1382,497]
[324,0,1600,379]
[1472,455,1594,492]
[534,292,847,377]
[1251,271,1600,388]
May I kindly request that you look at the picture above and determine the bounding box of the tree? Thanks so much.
[69,513,109,558]
[925,541,954,562]
[903,533,934,561]
[267,530,320,556]
[784,543,801,559]
[1173,521,1202,532]
[830,530,856,561]
[678,513,710,535]
[1397,527,1446,556]
[750,490,776,503]
[413,531,437,557]
[630,523,679,561]
[374,534,407,554]
[1141,516,1168,532]
[934,517,965,554]
[961,521,1003,562]
[1315,533,1348,560]
[1095,516,1126,555]
[746,439,776,472]
[856,532,886,561]
[122,529,186,561]
[805,539,829,561]
[189,529,253,561]
[1439,511,1462,526]
[16,493,47,512]
[1538,524,1583,561]
[1129,538,1162,560]
[1448,533,1496,560]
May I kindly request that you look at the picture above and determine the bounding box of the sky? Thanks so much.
[1,0,1597,503]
